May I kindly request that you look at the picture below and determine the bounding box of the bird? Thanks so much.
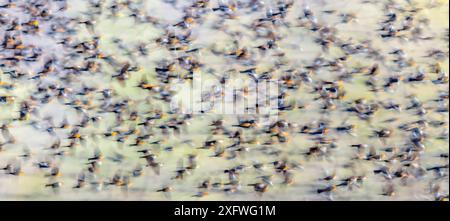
[0,0,447,202]
[157,186,173,199]
[248,183,269,196]
[317,185,337,194]
[381,182,396,197]
[73,172,86,189]
[140,154,161,175]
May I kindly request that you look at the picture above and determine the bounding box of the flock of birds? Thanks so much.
[0,0,449,200]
